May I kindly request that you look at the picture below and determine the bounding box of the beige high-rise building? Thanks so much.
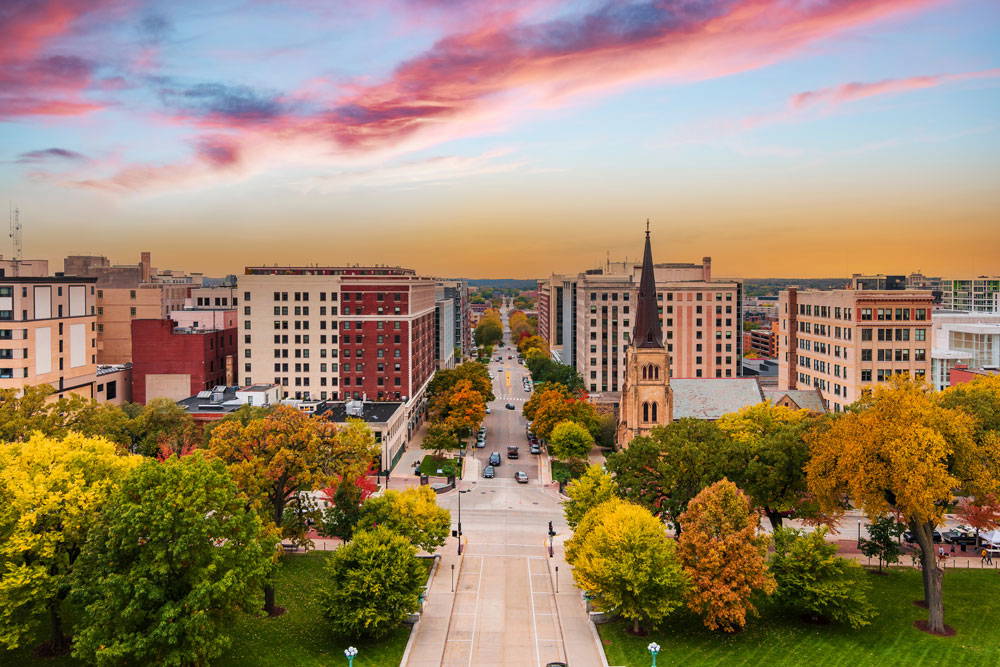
[96,284,190,363]
[538,255,741,400]
[0,276,102,398]
[777,287,935,412]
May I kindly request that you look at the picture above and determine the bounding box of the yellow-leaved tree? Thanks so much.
[0,433,140,652]
[806,375,1000,635]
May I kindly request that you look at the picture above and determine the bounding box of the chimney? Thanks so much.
[140,251,151,283]
[702,256,712,281]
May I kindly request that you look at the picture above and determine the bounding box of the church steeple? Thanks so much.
[632,222,663,349]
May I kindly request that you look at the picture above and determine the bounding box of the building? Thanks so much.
[762,388,826,413]
[434,297,456,369]
[437,279,471,358]
[190,285,240,309]
[617,229,673,446]
[741,358,779,386]
[747,320,780,357]
[949,365,1000,386]
[537,254,743,397]
[238,265,437,437]
[929,311,1000,390]
[671,378,765,420]
[96,284,191,363]
[777,287,935,412]
[316,399,407,473]
[95,363,132,405]
[850,274,908,291]
[0,276,102,399]
[0,257,49,278]
[131,310,238,404]
[177,384,281,423]
[938,277,1000,312]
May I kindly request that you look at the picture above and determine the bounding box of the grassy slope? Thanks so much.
[600,569,1000,667]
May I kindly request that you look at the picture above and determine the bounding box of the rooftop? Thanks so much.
[763,389,827,413]
[244,265,414,276]
[671,378,764,420]
[316,400,404,424]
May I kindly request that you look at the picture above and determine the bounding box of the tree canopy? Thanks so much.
[563,465,619,529]
[524,385,597,441]
[548,420,594,461]
[355,486,451,553]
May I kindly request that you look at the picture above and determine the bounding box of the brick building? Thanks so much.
[131,313,238,404]
[748,320,780,357]
[96,284,190,363]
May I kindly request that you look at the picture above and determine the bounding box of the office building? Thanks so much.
[436,279,471,358]
[929,311,1000,390]
[435,296,456,369]
[777,287,934,412]
[938,277,1000,312]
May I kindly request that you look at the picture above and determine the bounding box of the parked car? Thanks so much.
[903,529,943,544]
[475,439,485,448]
[488,452,502,466]
[483,465,495,479]
[507,446,519,459]
[485,406,492,414]
[515,471,528,484]
[942,526,978,545]
[505,403,516,410]
[530,444,541,455]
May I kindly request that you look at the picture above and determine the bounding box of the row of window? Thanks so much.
[268,291,406,303]
[859,308,928,321]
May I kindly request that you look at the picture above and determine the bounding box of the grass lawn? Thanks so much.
[599,568,1000,666]
[419,454,461,478]
[2,552,418,667]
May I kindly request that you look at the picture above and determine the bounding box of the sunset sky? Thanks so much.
[2,0,998,279]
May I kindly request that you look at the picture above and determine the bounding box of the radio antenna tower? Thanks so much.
[9,205,22,276]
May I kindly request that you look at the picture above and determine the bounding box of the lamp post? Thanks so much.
[457,489,470,555]
[344,646,358,667]
[647,642,660,667]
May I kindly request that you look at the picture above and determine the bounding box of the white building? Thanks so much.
[930,311,1000,390]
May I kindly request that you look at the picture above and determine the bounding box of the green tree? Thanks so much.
[0,385,106,442]
[318,479,364,542]
[319,527,425,639]
[770,526,875,628]
[427,362,494,407]
[563,465,618,529]
[207,406,377,615]
[677,479,776,632]
[423,422,461,457]
[355,486,450,552]
[940,374,1000,438]
[858,515,905,573]
[0,433,140,652]
[139,398,197,458]
[566,499,687,634]
[71,454,274,666]
[474,319,502,347]
[548,420,594,461]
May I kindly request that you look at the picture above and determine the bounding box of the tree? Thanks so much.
[524,385,597,442]
[548,420,594,461]
[770,526,875,629]
[858,515,906,573]
[0,433,140,653]
[440,380,485,444]
[0,385,106,442]
[605,420,729,531]
[355,486,450,552]
[566,499,687,634]
[474,319,502,347]
[939,374,1000,436]
[137,398,197,458]
[716,402,814,530]
[528,359,585,393]
[805,375,999,634]
[71,454,274,666]
[563,465,618,529]
[677,479,776,632]
[319,527,425,639]
[423,422,461,457]
[318,476,378,542]
[517,335,547,357]
[955,494,1000,548]
[207,406,377,615]
[427,362,494,407]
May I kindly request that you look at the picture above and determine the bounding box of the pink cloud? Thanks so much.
[78,0,944,192]
[790,68,1000,109]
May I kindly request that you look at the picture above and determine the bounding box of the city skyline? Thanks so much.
[2,0,999,278]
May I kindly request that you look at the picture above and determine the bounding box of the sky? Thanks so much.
[1,0,998,279]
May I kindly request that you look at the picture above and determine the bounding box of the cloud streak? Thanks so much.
[790,68,1000,110]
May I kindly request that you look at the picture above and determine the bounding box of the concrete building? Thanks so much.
[437,279,471,358]
[538,255,742,398]
[929,311,1000,390]
[316,399,407,473]
[190,285,240,309]
[0,257,49,278]
[435,297,456,370]
[95,364,132,405]
[938,277,1000,312]
[777,287,935,412]
[131,310,238,404]
[748,320,780,357]
[238,265,437,437]
[96,284,190,363]
[0,276,101,399]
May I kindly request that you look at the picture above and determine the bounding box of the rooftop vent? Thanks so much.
[345,400,364,417]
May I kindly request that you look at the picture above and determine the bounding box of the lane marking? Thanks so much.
[466,557,484,667]
[527,557,542,667]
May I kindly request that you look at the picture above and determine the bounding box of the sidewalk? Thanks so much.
[547,535,608,667]
[402,542,463,667]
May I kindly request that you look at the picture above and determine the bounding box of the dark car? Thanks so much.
[515,471,528,484]
[942,527,978,545]
[530,444,541,455]
[507,446,519,459]
[903,529,942,544]
[488,452,502,466]
[505,403,515,410]
[483,465,495,479]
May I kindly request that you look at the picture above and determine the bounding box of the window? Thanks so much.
[861,308,872,321]
[915,329,926,341]
[861,349,872,361]
[914,348,926,361]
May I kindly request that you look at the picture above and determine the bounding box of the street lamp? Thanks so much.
[457,489,470,555]
[647,642,660,667]
[344,646,358,667]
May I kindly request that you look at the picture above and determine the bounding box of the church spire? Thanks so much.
[632,222,663,349]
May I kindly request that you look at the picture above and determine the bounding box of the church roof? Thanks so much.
[672,378,764,420]
[763,389,827,413]
[632,228,664,348]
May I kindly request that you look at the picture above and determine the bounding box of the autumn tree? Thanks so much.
[423,422,461,457]
[527,358,585,393]
[355,486,450,552]
[939,374,1000,436]
[0,385,107,442]
[518,334,547,357]
[858,515,906,573]
[0,433,140,653]
[770,527,875,629]
[207,406,377,615]
[319,527,425,639]
[677,479,775,632]
[318,476,378,542]
[564,465,619,529]
[805,375,1000,634]
[474,318,502,347]
[427,363,494,408]
[524,385,597,441]
[439,380,485,445]
[71,454,274,665]
[955,495,1000,549]
[566,499,687,634]
[716,402,814,530]
[548,420,594,462]
[605,420,729,531]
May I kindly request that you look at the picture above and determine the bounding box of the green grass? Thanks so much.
[599,568,1000,666]
[1,552,420,667]
[419,454,461,478]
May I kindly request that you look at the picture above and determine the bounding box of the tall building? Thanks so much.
[96,284,190,363]
[537,254,742,398]
[617,229,673,447]
[0,276,100,398]
[929,310,1000,390]
[434,296,456,369]
[437,279,471,358]
[238,265,437,437]
[938,277,1000,312]
[777,287,934,412]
